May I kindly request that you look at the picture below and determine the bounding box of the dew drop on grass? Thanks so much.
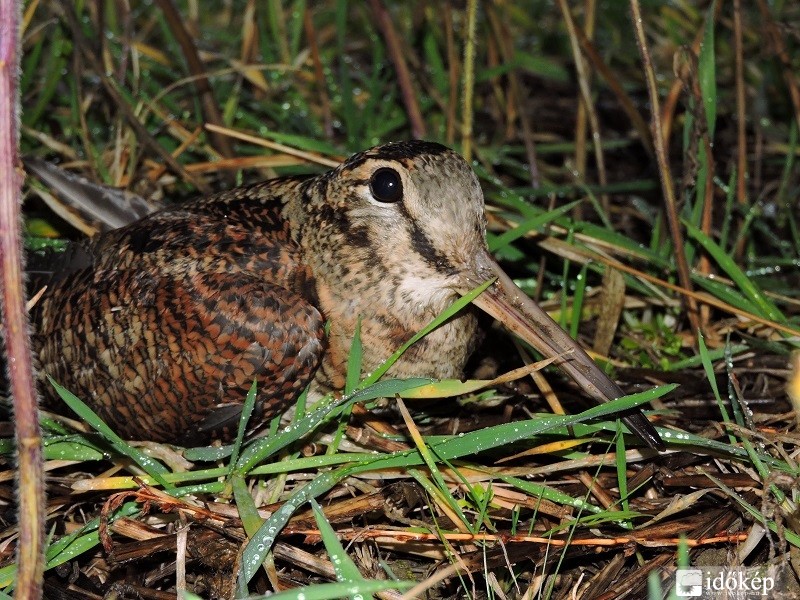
[662,430,687,441]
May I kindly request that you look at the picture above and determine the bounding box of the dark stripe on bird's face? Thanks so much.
[398,204,458,276]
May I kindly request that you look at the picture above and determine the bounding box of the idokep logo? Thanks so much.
[675,569,703,597]
[673,566,781,598]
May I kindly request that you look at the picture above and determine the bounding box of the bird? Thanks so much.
[26,140,664,449]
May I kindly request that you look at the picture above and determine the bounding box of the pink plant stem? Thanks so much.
[0,1,45,597]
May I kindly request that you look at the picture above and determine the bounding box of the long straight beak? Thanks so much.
[462,251,665,450]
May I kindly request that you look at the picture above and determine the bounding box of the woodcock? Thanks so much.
[28,141,664,449]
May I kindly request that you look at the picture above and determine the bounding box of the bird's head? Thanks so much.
[293,140,487,317]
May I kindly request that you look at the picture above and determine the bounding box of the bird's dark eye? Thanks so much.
[369,168,403,203]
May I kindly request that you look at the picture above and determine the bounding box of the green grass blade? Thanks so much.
[310,498,364,586]
[697,332,733,433]
[0,501,142,588]
[684,221,785,322]
[488,200,581,253]
[228,380,258,475]
[235,378,431,473]
[700,469,800,549]
[345,317,362,394]
[47,378,172,489]
[570,263,588,339]
[349,386,676,475]
[615,426,631,524]
[232,474,263,538]
[699,1,717,137]
[265,580,414,600]
[501,476,603,515]
[239,468,349,585]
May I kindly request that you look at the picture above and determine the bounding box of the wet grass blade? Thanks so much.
[228,379,258,475]
[345,317,362,394]
[234,377,431,473]
[265,580,414,600]
[684,221,785,323]
[48,377,171,489]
